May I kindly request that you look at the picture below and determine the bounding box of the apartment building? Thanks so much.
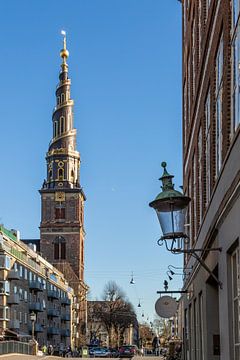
[0,225,74,350]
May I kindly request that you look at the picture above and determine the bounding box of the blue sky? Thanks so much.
[0,1,183,322]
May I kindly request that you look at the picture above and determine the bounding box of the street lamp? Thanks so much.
[30,311,36,341]
[149,162,190,252]
[149,162,222,288]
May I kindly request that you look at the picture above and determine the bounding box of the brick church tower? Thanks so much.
[39,33,88,343]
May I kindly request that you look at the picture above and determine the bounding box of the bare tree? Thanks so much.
[88,281,137,347]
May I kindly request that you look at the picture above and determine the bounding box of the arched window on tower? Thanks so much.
[53,236,66,260]
[71,169,75,183]
[54,121,58,137]
[60,116,65,134]
[61,93,65,103]
[58,168,64,181]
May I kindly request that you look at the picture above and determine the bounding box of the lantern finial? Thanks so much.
[159,162,174,192]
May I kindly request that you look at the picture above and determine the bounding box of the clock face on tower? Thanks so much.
[55,191,65,202]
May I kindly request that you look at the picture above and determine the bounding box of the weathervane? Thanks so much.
[60,30,69,63]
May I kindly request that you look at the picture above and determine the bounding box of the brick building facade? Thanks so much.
[181,1,240,359]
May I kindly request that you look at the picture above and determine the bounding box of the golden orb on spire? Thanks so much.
[60,30,69,60]
[60,48,69,59]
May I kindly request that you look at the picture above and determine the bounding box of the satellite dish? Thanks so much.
[155,296,178,318]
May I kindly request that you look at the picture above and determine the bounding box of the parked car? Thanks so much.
[119,345,138,358]
[89,347,111,357]
[109,348,119,357]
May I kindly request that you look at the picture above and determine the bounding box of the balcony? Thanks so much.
[47,290,59,299]
[7,270,20,280]
[61,313,71,321]
[9,320,20,329]
[47,327,60,335]
[29,281,43,292]
[47,308,60,317]
[29,323,44,333]
[61,297,71,306]
[61,328,70,337]
[7,294,20,305]
[29,302,43,312]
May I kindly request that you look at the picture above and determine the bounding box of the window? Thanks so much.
[232,24,240,132]
[19,265,23,278]
[205,90,211,206]
[53,236,66,260]
[198,127,203,224]
[183,81,187,147]
[233,0,240,27]
[24,290,27,302]
[189,173,192,246]
[0,255,11,269]
[54,121,58,137]
[29,271,32,281]
[24,268,28,280]
[60,116,65,134]
[19,288,23,300]
[42,279,46,290]
[0,281,10,295]
[231,247,240,359]
[13,286,17,294]
[55,207,65,220]
[215,36,223,177]
[61,93,65,103]
[58,168,64,181]
[192,152,197,241]
[19,311,22,323]
[206,0,211,20]
[188,54,191,119]
[24,313,28,324]
[192,17,196,96]
[0,306,9,320]
[198,1,202,59]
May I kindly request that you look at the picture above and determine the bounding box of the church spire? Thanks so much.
[42,32,80,190]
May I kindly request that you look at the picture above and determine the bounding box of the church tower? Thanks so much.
[40,34,88,341]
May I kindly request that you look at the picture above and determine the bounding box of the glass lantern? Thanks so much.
[149,162,190,247]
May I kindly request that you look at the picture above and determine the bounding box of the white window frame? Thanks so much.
[205,90,211,206]
[193,152,197,241]
[232,12,240,133]
[198,1,202,60]
[215,36,223,178]
[192,17,196,97]
[198,127,203,223]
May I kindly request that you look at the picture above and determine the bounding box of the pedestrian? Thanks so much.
[48,344,54,355]
[42,344,47,354]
